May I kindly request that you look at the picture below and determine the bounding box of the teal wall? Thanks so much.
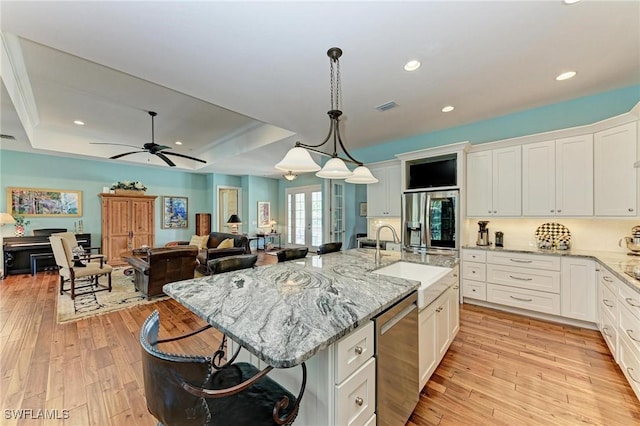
[0,150,208,246]
[352,84,640,163]
[246,175,279,236]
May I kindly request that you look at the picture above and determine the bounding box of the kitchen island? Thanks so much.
[163,248,458,425]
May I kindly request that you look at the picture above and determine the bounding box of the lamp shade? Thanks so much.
[316,157,353,179]
[345,166,379,184]
[0,213,16,225]
[275,147,321,172]
[227,214,242,224]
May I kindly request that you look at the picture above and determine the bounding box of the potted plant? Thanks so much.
[13,215,31,237]
[110,181,147,195]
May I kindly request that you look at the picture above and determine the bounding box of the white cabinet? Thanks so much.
[467,146,521,217]
[367,162,401,217]
[561,257,596,322]
[418,272,460,391]
[522,135,593,216]
[594,122,637,216]
[461,249,487,301]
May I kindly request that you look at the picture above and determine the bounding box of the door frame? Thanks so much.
[285,184,323,250]
[216,185,243,233]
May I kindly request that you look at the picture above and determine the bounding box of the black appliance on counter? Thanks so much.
[402,190,459,253]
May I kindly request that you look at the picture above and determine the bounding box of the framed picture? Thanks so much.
[257,201,271,227]
[359,202,367,217]
[162,196,188,229]
[7,187,82,217]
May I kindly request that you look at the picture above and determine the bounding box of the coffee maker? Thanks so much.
[476,221,490,246]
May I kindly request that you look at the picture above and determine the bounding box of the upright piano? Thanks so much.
[3,233,92,276]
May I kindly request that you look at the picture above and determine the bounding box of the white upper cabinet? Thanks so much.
[467,146,521,217]
[522,135,593,216]
[594,122,638,216]
[367,162,401,217]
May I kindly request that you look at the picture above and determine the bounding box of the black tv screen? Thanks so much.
[407,155,457,189]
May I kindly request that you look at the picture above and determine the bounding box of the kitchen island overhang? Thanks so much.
[163,248,457,368]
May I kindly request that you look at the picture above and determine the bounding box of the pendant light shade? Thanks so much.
[275,147,321,172]
[345,166,379,184]
[316,157,353,179]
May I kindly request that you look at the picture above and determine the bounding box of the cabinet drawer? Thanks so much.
[618,338,640,400]
[486,264,560,293]
[600,307,618,361]
[599,281,618,321]
[620,302,640,355]
[462,249,486,263]
[364,414,376,426]
[487,251,560,271]
[462,279,486,301]
[335,321,374,384]
[462,262,486,282]
[487,284,561,315]
[598,268,618,293]
[618,281,640,322]
[335,357,376,426]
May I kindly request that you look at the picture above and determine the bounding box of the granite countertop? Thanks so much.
[462,244,640,294]
[163,248,458,368]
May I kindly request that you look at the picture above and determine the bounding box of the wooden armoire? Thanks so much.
[99,193,157,265]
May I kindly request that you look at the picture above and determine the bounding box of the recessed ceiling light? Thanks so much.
[73,120,85,126]
[404,60,421,72]
[563,0,581,4]
[442,106,455,113]
[556,71,577,81]
[175,141,183,145]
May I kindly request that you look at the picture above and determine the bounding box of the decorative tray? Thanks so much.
[535,222,571,250]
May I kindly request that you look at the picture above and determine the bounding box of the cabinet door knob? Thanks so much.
[355,397,364,406]
[629,208,635,212]
[354,346,363,355]
[557,209,562,213]
[550,210,554,213]
[493,210,497,214]
[488,210,492,213]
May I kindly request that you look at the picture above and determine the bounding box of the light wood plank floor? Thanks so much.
[1,254,638,425]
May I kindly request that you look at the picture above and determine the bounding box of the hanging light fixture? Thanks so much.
[275,47,378,184]
[283,171,298,181]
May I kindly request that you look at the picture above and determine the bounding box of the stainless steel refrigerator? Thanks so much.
[402,190,459,253]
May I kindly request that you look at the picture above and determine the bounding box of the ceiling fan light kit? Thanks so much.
[93,111,207,167]
[275,47,377,184]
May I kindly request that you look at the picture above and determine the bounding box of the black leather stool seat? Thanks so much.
[317,241,342,254]
[206,254,258,275]
[276,247,309,262]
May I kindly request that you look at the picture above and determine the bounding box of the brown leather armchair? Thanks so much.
[125,247,198,299]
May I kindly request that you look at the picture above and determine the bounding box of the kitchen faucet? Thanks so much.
[376,225,400,264]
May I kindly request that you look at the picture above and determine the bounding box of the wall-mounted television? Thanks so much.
[406,154,457,189]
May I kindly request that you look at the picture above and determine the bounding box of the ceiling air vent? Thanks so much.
[0,134,16,140]
[375,101,397,112]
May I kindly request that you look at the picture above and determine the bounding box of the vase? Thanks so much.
[115,189,145,196]
[14,225,24,237]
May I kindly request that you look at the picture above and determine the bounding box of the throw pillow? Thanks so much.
[189,235,209,249]
[217,238,235,249]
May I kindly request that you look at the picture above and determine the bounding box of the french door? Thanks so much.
[285,185,323,252]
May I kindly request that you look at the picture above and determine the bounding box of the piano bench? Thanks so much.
[30,253,56,276]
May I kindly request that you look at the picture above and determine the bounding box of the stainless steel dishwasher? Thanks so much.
[375,291,419,426]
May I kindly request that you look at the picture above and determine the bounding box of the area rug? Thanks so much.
[56,268,168,324]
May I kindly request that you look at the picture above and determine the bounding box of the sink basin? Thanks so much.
[374,262,452,309]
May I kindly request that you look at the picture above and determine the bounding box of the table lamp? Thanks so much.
[270,219,277,234]
[227,214,242,235]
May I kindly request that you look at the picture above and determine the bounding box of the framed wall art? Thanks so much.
[7,187,82,217]
[162,196,188,229]
[257,201,271,228]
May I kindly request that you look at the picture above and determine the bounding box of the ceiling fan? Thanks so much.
[92,111,207,167]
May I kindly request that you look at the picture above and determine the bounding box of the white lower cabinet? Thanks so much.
[418,283,459,391]
[561,257,596,322]
[486,283,561,315]
[335,358,376,426]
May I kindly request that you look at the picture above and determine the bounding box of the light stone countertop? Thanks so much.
[462,244,640,294]
[163,248,458,368]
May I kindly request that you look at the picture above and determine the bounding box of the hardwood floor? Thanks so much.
[1,253,638,425]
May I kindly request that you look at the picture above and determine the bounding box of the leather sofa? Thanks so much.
[191,232,251,275]
[125,246,199,299]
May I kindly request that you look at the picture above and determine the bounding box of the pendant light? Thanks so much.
[275,48,377,184]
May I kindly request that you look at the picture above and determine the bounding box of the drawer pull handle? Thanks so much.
[603,276,613,283]
[436,307,443,313]
[354,346,363,355]
[509,275,533,281]
[625,298,640,308]
[602,327,612,337]
[626,329,640,342]
[510,295,533,302]
[509,259,532,264]
[603,300,614,308]
[627,367,640,384]
[355,397,364,406]
[453,285,459,290]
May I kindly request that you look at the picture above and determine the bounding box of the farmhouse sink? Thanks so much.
[374,262,452,309]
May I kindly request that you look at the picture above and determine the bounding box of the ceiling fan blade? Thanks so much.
[154,145,172,151]
[91,142,142,149]
[110,151,145,159]
[163,151,207,164]
[155,152,176,167]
